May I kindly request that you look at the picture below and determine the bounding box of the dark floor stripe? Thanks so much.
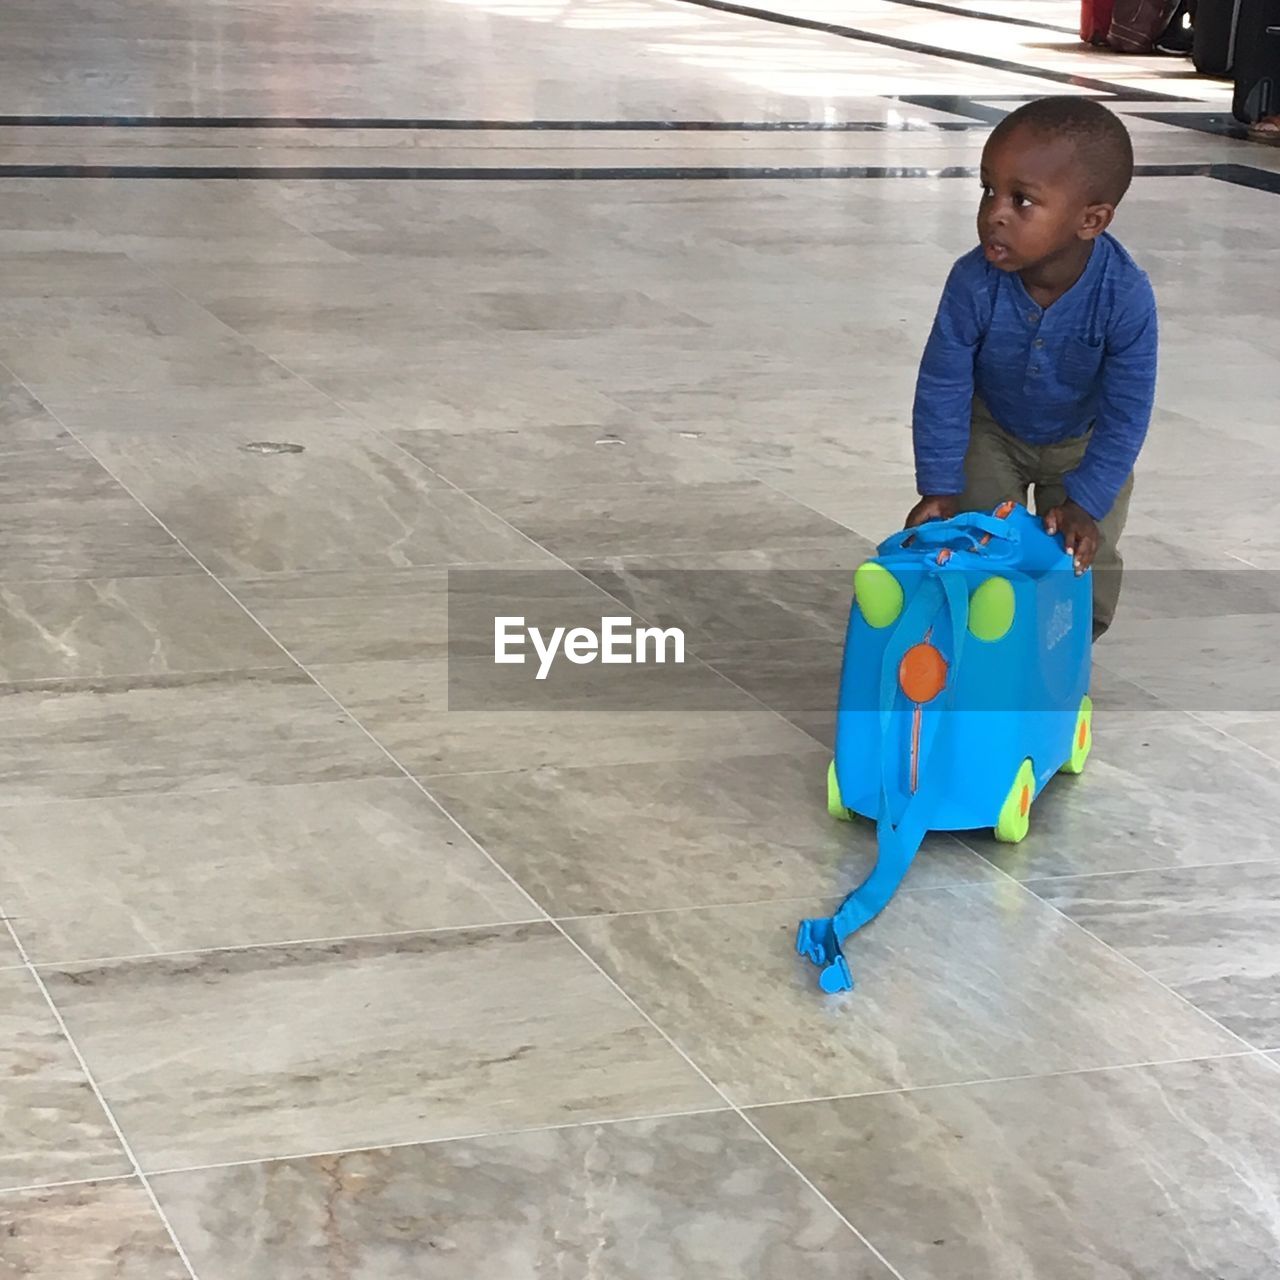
[875,0,1079,37]
[668,0,1186,101]
[0,162,1230,180]
[0,115,984,131]
[1208,162,1280,193]
[886,93,1017,123]
[1138,110,1255,138]
[0,162,986,179]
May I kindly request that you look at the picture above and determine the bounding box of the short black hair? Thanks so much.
[991,97,1135,205]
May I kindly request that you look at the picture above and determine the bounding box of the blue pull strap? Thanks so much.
[796,567,969,993]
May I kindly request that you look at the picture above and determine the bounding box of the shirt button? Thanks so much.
[1030,366,1041,375]
[1027,312,1038,324]
[1034,338,1045,348]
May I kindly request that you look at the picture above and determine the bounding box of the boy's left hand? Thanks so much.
[1043,500,1098,575]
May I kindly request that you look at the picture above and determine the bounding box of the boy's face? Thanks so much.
[977,124,1112,273]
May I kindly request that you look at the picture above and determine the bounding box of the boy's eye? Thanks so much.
[980,183,994,198]
[1013,192,1033,208]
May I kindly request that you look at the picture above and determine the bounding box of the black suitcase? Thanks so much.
[1232,0,1280,121]
[1193,0,1244,73]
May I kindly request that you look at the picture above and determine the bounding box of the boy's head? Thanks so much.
[977,98,1135,274]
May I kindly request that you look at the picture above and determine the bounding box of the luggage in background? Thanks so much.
[1193,0,1244,74]
[1107,0,1182,49]
[1232,0,1280,120]
[1082,0,1117,44]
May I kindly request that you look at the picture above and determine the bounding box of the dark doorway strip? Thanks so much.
[667,0,1186,101]
[0,115,984,131]
[5,161,1270,185]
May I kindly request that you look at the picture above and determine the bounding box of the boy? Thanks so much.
[907,97,1157,639]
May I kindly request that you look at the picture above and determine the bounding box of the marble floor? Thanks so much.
[2,0,1280,1275]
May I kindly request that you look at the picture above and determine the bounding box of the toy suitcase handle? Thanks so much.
[880,511,1018,556]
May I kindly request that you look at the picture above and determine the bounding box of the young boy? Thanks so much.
[907,97,1157,639]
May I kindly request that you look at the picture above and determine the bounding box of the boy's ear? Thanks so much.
[1078,202,1116,241]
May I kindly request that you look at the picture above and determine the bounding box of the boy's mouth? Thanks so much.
[983,239,1012,264]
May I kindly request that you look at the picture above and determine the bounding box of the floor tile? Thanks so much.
[0,389,194,582]
[697,403,917,479]
[577,541,870,649]
[0,577,285,683]
[36,383,364,437]
[696,636,845,742]
[0,385,120,505]
[0,969,127,1193]
[73,425,549,577]
[752,1056,1280,1280]
[565,892,1240,1105]
[44,925,721,1170]
[471,481,851,561]
[425,750,999,917]
[0,1180,187,1279]
[0,496,196,585]
[969,709,1280,879]
[0,669,396,805]
[453,288,706,333]
[1,323,295,394]
[155,1113,894,1279]
[389,422,746,492]
[317,656,818,776]
[1097,613,1280,715]
[300,343,632,433]
[227,559,591,667]
[1201,710,1280,764]
[1033,861,1280,1050]
[0,779,534,964]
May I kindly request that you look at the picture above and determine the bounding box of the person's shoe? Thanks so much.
[1155,9,1194,53]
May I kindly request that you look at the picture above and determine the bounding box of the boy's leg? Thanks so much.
[1032,441,1133,640]
[956,398,1034,514]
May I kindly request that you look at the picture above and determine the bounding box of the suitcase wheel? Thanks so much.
[827,759,852,822]
[995,759,1036,843]
[1059,695,1094,776]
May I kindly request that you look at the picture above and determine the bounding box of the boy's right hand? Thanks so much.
[904,494,958,528]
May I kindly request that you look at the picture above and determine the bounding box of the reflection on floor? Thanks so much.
[2,0,1279,1275]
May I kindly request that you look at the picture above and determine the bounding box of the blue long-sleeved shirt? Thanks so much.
[912,233,1158,520]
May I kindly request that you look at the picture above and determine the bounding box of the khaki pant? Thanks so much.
[957,400,1132,638]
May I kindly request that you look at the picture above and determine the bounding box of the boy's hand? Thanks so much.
[1043,500,1098,574]
[905,494,958,528]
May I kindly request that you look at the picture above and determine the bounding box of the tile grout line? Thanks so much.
[1,872,990,976]
[741,1046,1271,1113]
[0,1172,135,1199]
[140,1103,736,1181]
[15,917,548,974]
[11,372,912,1275]
[0,915,202,1278]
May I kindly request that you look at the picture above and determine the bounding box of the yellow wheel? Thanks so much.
[995,759,1035,843]
[1059,695,1093,775]
[827,759,852,822]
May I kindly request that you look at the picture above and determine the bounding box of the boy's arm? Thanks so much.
[1062,278,1158,522]
[911,259,986,504]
